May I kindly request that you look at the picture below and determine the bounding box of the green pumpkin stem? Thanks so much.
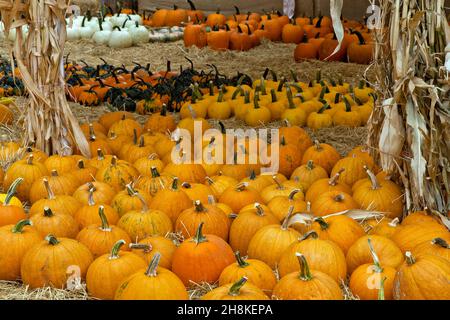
[300,230,319,241]
[270,89,277,103]
[12,219,32,234]
[194,200,206,212]
[217,88,224,103]
[231,87,242,100]
[193,222,207,244]
[313,217,329,230]
[235,251,249,267]
[277,77,286,92]
[306,160,315,170]
[45,234,60,246]
[286,85,295,109]
[253,91,260,109]
[151,166,161,178]
[145,252,161,277]
[260,76,267,96]
[4,177,23,206]
[97,148,105,160]
[254,202,265,216]
[228,276,248,296]
[171,177,179,190]
[297,253,313,281]
[431,238,450,248]
[98,205,110,230]
[244,90,250,104]
[126,183,137,196]
[110,239,126,259]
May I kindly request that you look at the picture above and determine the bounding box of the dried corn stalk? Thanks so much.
[0,0,90,157]
[368,0,450,214]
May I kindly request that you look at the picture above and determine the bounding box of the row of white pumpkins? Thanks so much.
[0,13,183,49]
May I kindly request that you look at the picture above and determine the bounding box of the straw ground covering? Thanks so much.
[0,39,370,300]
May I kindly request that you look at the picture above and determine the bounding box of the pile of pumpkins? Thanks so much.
[0,110,448,300]
[179,72,375,128]
[65,11,150,48]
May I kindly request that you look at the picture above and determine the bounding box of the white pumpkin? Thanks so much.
[79,16,95,39]
[92,22,112,45]
[128,13,143,25]
[108,26,132,48]
[100,20,113,31]
[110,13,128,27]
[129,22,149,45]
[67,25,81,41]
[86,16,100,31]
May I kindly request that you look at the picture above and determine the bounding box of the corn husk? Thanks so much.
[0,0,90,157]
[368,0,450,215]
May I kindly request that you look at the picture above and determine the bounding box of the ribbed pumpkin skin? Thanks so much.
[301,142,341,174]
[394,254,450,300]
[273,270,343,300]
[30,195,81,217]
[3,157,49,201]
[171,234,235,286]
[268,196,307,222]
[115,267,189,300]
[95,158,139,192]
[349,263,396,300]
[0,223,42,280]
[390,224,450,254]
[411,239,450,263]
[305,176,352,203]
[247,225,300,269]
[29,174,78,204]
[150,187,192,223]
[111,189,153,217]
[73,181,116,205]
[21,238,93,289]
[202,282,269,300]
[290,161,328,191]
[117,209,173,241]
[175,204,229,241]
[310,215,365,255]
[229,210,279,256]
[76,226,131,259]
[278,234,347,282]
[30,210,79,239]
[131,236,177,269]
[311,191,359,216]
[163,163,207,183]
[352,179,403,219]
[219,186,264,213]
[346,235,404,274]
[86,251,146,300]
[219,259,277,295]
[330,156,367,186]
[44,155,76,174]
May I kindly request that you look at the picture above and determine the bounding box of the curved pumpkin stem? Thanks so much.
[129,242,152,253]
[300,230,319,241]
[193,222,207,244]
[145,252,161,277]
[98,205,111,231]
[314,217,329,230]
[364,165,381,190]
[135,192,149,212]
[235,251,249,268]
[228,276,248,296]
[254,202,265,216]
[329,168,344,186]
[3,177,23,206]
[109,239,126,259]
[194,200,206,212]
[45,234,60,246]
[12,219,32,234]
[281,205,294,230]
[296,252,313,281]
[288,189,301,201]
[87,187,96,206]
